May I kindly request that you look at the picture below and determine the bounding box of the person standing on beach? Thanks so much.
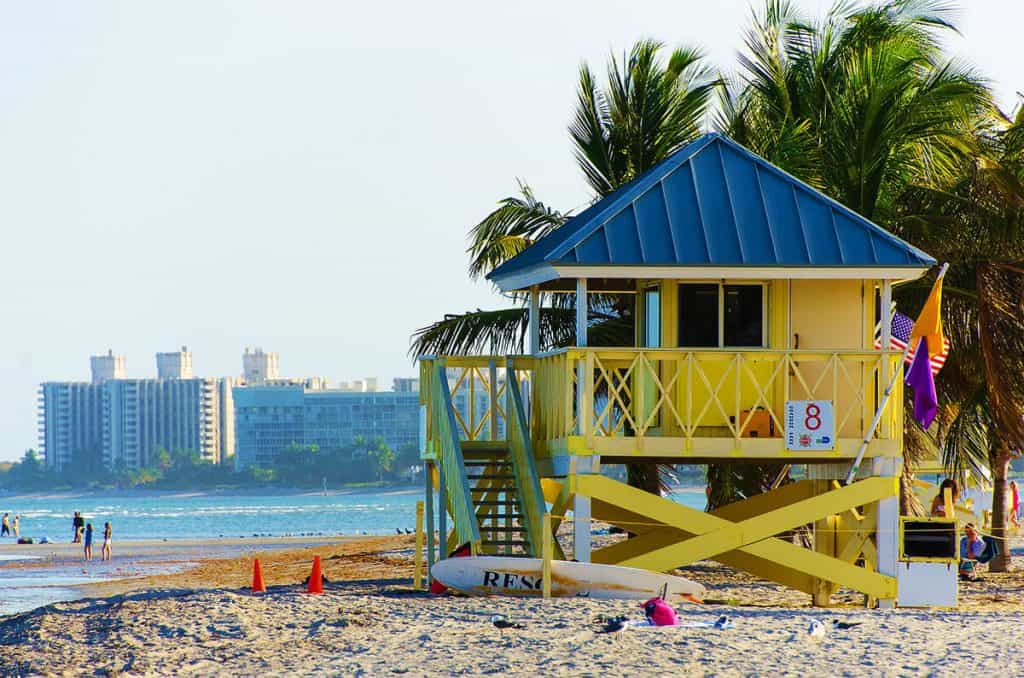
[1,513,9,537]
[12,515,19,538]
[101,522,112,561]
[83,523,94,561]
[72,511,84,543]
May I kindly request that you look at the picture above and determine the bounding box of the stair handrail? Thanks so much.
[430,362,481,552]
[505,359,547,556]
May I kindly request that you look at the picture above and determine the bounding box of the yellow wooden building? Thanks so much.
[420,133,940,607]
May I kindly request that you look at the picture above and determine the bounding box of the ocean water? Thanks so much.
[0,487,707,544]
[0,490,428,543]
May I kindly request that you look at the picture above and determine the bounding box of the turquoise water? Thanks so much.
[0,490,423,543]
[0,487,707,544]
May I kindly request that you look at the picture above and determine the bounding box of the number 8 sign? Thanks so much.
[785,400,835,451]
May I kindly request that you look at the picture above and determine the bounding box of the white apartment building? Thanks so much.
[103,376,221,468]
[38,381,106,473]
[156,346,193,379]
[242,347,279,384]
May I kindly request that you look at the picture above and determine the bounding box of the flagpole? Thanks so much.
[845,262,949,485]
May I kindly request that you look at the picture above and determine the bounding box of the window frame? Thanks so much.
[677,281,768,349]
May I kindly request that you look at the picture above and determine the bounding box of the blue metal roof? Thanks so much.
[487,133,935,287]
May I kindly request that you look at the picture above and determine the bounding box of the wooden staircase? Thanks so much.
[462,443,532,556]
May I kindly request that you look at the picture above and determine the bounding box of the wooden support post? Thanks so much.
[573,456,594,562]
[425,462,435,579]
[529,285,540,355]
[414,500,425,589]
[575,278,588,438]
[542,512,552,599]
[439,461,447,560]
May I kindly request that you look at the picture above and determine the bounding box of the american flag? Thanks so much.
[875,310,949,376]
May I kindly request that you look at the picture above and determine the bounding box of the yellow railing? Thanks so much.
[505,360,546,555]
[529,348,902,454]
[419,356,535,449]
[422,360,480,550]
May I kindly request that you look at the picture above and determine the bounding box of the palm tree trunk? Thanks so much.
[989,450,1013,572]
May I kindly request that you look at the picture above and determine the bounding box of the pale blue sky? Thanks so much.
[0,1,1017,461]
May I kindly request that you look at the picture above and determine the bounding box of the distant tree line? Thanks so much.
[0,438,421,492]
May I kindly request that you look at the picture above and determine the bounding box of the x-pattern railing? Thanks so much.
[551,349,899,446]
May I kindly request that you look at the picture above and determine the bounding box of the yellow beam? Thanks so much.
[614,477,894,570]
[577,475,897,599]
[591,528,817,595]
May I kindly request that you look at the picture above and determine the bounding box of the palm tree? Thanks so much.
[717,0,995,509]
[897,104,1024,570]
[411,39,714,357]
[718,0,989,219]
[412,40,714,495]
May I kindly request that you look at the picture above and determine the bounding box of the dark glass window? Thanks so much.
[724,285,763,347]
[678,284,719,347]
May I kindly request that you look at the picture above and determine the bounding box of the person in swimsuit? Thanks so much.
[83,523,94,561]
[101,522,112,561]
[12,515,19,538]
[930,478,959,517]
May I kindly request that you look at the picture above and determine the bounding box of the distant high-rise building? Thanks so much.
[242,347,279,384]
[337,377,379,392]
[392,377,419,393]
[38,382,105,473]
[90,350,125,385]
[218,377,237,463]
[156,346,193,379]
[233,386,420,468]
[103,377,221,468]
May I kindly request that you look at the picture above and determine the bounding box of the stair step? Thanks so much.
[463,460,511,467]
[482,540,528,547]
[466,474,515,480]
[477,513,521,520]
[474,500,520,506]
[470,487,515,494]
[478,526,525,533]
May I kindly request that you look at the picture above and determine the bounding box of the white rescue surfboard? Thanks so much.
[431,556,705,600]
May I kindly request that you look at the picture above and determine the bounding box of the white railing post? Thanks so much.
[529,285,541,355]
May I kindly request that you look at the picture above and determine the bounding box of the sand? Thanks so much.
[3,535,1024,676]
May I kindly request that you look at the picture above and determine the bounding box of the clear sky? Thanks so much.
[0,1,1017,461]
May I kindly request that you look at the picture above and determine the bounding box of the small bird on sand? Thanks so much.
[491,614,526,636]
[806,618,827,641]
[831,619,863,630]
[396,528,403,534]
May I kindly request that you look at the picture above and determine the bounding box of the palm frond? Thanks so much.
[467,181,568,280]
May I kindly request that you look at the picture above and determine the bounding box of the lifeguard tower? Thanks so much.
[420,133,948,607]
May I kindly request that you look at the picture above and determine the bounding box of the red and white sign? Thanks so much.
[785,400,835,451]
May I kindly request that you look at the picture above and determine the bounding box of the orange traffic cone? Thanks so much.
[252,558,266,593]
[306,555,323,594]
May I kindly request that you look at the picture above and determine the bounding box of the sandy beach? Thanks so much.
[3,534,1024,676]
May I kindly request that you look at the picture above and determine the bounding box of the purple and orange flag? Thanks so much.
[905,271,946,429]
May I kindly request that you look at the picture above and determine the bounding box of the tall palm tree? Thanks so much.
[717,0,995,509]
[897,105,1024,570]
